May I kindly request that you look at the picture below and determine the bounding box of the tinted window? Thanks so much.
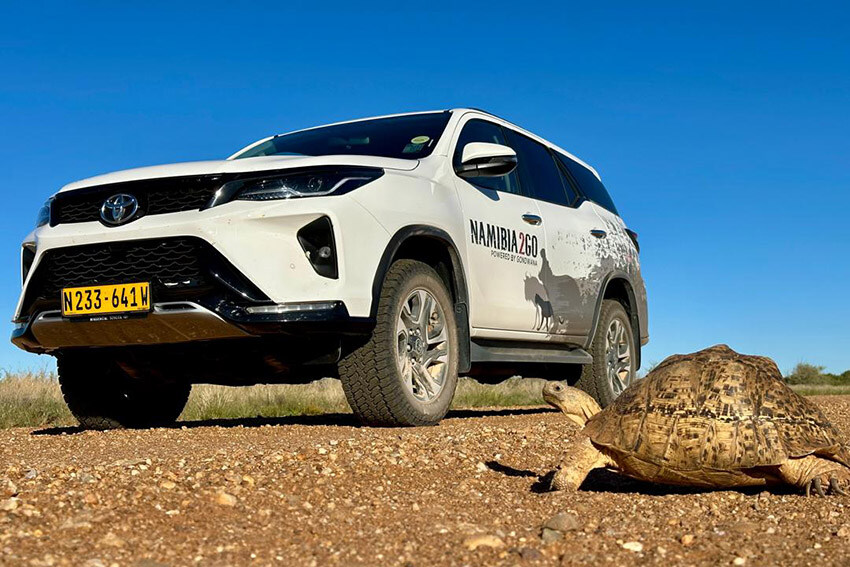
[555,152,618,214]
[504,129,571,206]
[453,119,521,194]
[234,112,451,160]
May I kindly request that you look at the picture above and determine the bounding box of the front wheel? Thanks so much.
[339,259,459,426]
[58,354,190,430]
[576,299,637,407]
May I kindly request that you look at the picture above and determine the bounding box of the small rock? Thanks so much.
[836,525,850,538]
[681,534,696,546]
[543,512,580,533]
[99,532,125,547]
[1,479,17,497]
[77,472,96,484]
[59,515,93,530]
[82,559,106,567]
[733,558,746,566]
[242,475,255,488]
[476,462,488,473]
[518,547,543,561]
[160,481,177,490]
[1,497,19,511]
[621,541,643,553]
[24,469,38,480]
[214,491,237,506]
[464,534,505,550]
[540,528,562,543]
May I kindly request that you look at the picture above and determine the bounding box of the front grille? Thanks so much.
[52,175,223,225]
[38,239,205,296]
[21,237,269,319]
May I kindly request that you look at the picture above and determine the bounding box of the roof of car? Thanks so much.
[233,109,601,180]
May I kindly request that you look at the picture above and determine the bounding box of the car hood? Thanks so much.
[60,155,419,192]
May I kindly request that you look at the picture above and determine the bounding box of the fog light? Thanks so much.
[245,301,339,315]
[297,216,338,279]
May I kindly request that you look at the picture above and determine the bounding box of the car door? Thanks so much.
[451,118,545,334]
[502,128,606,341]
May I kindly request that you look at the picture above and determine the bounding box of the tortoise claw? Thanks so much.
[813,477,826,497]
[828,476,846,496]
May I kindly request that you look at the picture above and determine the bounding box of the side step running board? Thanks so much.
[470,339,592,365]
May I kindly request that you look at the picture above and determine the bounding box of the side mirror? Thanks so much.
[455,142,517,178]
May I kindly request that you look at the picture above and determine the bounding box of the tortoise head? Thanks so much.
[542,382,602,428]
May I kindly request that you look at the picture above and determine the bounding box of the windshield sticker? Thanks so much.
[411,135,430,145]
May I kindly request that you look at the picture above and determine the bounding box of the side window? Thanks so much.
[503,129,572,207]
[453,119,521,194]
[555,152,619,215]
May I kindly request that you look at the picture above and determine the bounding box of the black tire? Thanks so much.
[58,354,190,430]
[576,299,638,407]
[339,259,459,426]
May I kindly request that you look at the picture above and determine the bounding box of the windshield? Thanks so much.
[234,112,452,160]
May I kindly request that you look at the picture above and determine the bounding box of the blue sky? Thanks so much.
[1,2,848,373]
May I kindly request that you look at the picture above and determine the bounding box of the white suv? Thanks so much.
[13,109,648,428]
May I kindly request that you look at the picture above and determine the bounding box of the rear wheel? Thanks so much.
[58,354,190,430]
[576,299,637,407]
[339,259,458,426]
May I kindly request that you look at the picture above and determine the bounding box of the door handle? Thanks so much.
[522,214,542,226]
[590,229,607,239]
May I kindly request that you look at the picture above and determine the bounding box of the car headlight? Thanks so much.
[35,198,53,228]
[221,167,384,203]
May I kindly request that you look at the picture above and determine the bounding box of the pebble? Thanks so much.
[160,481,177,490]
[463,534,505,550]
[1,479,17,497]
[681,534,696,546]
[99,532,125,547]
[543,512,580,533]
[733,558,746,566]
[1,497,19,511]
[214,491,237,506]
[540,528,562,543]
[621,541,643,553]
[836,525,850,539]
[518,547,543,560]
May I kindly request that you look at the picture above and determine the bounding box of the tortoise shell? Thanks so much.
[584,345,850,474]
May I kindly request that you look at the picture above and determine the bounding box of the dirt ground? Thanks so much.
[2,396,850,567]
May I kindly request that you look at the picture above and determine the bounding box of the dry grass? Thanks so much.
[0,370,74,429]
[0,372,546,429]
[790,384,850,396]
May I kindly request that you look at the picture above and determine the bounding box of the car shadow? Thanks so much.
[447,406,557,419]
[31,406,558,436]
[31,412,361,435]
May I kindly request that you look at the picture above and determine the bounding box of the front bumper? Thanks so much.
[12,299,374,354]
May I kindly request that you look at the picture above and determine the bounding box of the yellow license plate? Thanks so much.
[61,282,151,317]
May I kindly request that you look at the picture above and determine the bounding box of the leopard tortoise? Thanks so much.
[543,345,850,495]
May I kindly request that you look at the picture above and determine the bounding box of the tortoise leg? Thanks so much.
[551,434,611,491]
[778,456,847,496]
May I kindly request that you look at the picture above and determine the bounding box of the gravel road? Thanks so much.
[2,396,850,567]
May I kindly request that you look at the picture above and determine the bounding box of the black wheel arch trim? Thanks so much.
[370,225,471,373]
[585,270,642,369]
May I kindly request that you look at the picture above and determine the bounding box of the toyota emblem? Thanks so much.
[100,194,139,225]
